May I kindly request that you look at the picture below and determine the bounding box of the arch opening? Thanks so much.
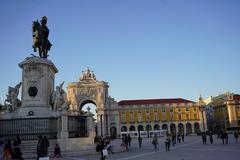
[170,123,176,134]
[80,100,97,120]
[129,125,136,131]
[178,123,184,135]
[194,122,200,133]
[186,123,192,135]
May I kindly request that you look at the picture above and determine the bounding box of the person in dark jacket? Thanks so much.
[165,135,171,151]
[12,141,23,160]
[54,143,61,157]
[202,132,207,144]
[177,134,181,143]
[138,137,142,148]
[42,136,49,157]
[234,131,239,143]
[37,135,43,160]
[209,132,213,144]
[100,139,106,160]
[127,134,132,148]
[4,140,13,160]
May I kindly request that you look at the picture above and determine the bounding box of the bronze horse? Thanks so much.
[32,20,52,58]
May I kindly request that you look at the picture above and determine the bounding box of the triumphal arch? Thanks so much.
[67,68,118,136]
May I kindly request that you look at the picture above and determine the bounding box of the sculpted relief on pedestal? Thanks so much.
[4,82,22,112]
[51,82,69,112]
[23,63,45,98]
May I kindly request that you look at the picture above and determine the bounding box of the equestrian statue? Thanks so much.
[32,16,52,59]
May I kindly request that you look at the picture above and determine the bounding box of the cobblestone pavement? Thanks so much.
[61,134,240,160]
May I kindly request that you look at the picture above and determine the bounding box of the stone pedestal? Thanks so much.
[87,113,96,140]
[57,114,95,151]
[18,57,58,117]
[60,115,69,138]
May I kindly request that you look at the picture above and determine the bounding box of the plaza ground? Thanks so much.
[62,134,240,160]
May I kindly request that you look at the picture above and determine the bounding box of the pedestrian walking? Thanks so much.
[165,135,171,151]
[54,143,62,157]
[209,132,213,144]
[42,136,49,157]
[100,138,106,160]
[202,132,207,144]
[106,140,114,154]
[177,134,181,143]
[14,135,21,146]
[12,141,23,160]
[181,134,184,142]
[225,131,228,144]
[234,131,239,143]
[124,135,128,151]
[171,134,176,147]
[3,140,12,160]
[217,131,221,139]
[127,134,132,148]
[152,134,158,150]
[138,136,142,148]
[37,135,43,160]
[220,131,225,144]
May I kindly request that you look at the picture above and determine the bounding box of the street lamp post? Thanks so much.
[222,103,227,130]
[200,106,206,133]
[138,127,141,139]
[147,120,150,138]
[198,95,206,133]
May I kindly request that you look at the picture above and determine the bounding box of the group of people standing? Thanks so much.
[37,135,49,160]
[164,133,184,151]
[201,132,213,144]
[202,130,240,145]
[96,136,114,160]
[122,134,132,151]
[2,135,23,160]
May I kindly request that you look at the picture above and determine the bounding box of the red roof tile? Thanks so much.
[118,98,195,106]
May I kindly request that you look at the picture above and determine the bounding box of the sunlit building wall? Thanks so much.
[204,92,240,131]
[117,98,205,136]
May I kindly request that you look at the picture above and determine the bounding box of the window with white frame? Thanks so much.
[146,111,150,122]
[154,111,158,121]
[186,113,190,120]
[194,113,197,120]
[130,112,134,122]
[178,113,181,120]
[162,107,166,112]
[138,111,142,122]
[122,112,126,123]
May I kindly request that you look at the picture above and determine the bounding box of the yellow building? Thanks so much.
[118,98,205,136]
[204,92,240,131]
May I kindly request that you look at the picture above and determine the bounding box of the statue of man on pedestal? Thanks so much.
[32,16,52,59]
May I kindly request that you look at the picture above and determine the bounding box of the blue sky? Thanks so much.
[0,0,240,103]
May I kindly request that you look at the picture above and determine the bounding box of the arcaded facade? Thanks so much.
[117,98,206,136]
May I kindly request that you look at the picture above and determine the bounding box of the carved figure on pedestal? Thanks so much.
[4,82,22,112]
[32,16,52,59]
[51,82,69,112]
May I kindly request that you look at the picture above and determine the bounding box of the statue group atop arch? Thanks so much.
[79,67,96,81]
